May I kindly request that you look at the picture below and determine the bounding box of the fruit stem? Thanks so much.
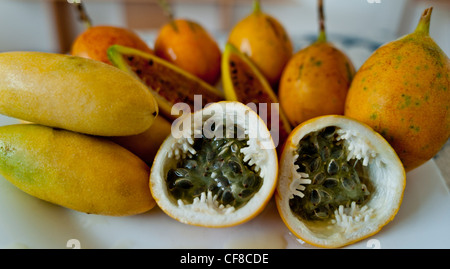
[317,0,327,42]
[74,2,92,29]
[157,0,175,21]
[414,7,433,35]
[253,0,261,14]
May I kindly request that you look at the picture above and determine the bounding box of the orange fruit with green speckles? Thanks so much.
[345,7,450,171]
[154,18,222,85]
[228,0,293,88]
[279,0,355,127]
[279,41,355,127]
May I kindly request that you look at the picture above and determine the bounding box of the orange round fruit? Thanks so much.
[71,25,153,65]
[344,8,450,171]
[150,101,278,227]
[279,41,355,127]
[154,19,222,85]
[228,0,293,87]
[276,115,405,248]
[278,0,355,127]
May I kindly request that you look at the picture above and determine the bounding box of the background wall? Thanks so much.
[0,0,448,58]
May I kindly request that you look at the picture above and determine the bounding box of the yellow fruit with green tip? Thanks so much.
[0,124,155,216]
[0,51,158,137]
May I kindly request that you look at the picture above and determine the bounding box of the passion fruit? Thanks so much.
[107,45,224,121]
[71,25,153,65]
[150,101,278,227]
[279,0,355,127]
[344,7,450,171]
[276,115,405,248]
[228,0,293,87]
[154,18,222,85]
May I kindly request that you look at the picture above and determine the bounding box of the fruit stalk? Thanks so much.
[414,7,432,35]
[317,0,327,42]
[74,2,92,29]
[158,0,175,21]
[253,0,261,14]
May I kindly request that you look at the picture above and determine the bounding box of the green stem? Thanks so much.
[414,7,432,35]
[253,0,261,14]
[75,3,92,29]
[317,0,327,42]
[157,0,175,21]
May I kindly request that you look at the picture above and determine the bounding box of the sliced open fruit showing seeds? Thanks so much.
[222,43,291,150]
[150,101,278,227]
[276,115,405,248]
[107,45,224,121]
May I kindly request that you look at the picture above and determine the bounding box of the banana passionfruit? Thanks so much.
[150,101,278,227]
[276,115,405,248]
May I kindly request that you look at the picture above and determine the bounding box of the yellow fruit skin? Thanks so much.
[0,124,155,216]
[228,5,292,87]
[155,19,222,85]
[345,28,450,171]
[279,41,355,127]
[110,116,172,165]
[0,51,158,136]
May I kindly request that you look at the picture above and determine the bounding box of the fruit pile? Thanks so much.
[0,0,448,248]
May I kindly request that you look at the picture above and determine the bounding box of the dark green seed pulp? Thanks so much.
[166,129,263,209]
[289,126,372,221]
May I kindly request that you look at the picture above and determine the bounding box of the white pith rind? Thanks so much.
[276,115,405,248]
[150,101,278,227]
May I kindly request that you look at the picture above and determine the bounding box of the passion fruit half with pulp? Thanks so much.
[276,115,405,248]
[108,45,224,121]
[150,101,278,227]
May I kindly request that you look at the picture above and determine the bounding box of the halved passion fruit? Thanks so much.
[150,101,278,227]
[107,45,224,121]
[222,43,291,149]
[276,115,405,248]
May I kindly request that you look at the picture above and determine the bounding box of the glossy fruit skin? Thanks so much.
[71,25,153,65]
[154,19,222,85]
[344,10,450,171]
[279,41,355,127]
[0,51,158,137]
[228,5,293,87]
[0,124,155,216]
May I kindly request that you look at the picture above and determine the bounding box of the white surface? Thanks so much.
[0,114,449,249]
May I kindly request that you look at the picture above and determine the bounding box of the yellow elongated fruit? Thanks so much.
[0,51,158,136]
[0,124,155,216]
[276,115,405,248]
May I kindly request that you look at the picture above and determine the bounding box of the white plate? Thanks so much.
[0,113,449,249]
